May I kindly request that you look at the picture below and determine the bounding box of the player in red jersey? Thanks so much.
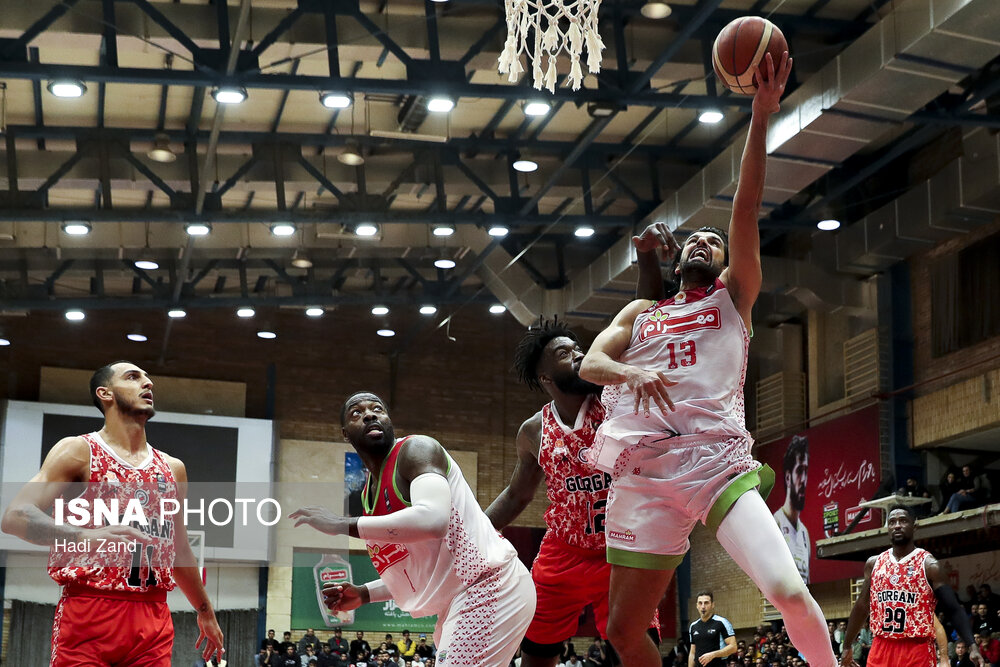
[841,505,981,667]
[1,361,225,666]
[484,225,675,667]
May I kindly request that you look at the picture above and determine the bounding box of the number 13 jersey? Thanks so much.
[869,547,936,639]
[593,279,751,472]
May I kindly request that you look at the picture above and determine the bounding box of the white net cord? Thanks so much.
[498,0,605,93]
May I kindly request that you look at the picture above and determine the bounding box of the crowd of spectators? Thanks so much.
[935,465,994,515]
[255,628,437,667]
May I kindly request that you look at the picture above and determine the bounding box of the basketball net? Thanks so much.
[497,0,605,93]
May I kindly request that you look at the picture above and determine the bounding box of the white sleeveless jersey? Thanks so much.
[592,279,751,471]
[362,437,518,617]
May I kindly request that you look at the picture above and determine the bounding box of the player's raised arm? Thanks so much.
[580,299,677,416]
[634,221,681,302]
[167,457,225,662]
[485,415,545,530]
[723,51,792,323]
[841,556,875,667]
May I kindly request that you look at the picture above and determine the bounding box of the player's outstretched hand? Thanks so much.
[839,647,859,667]
[633,222,680,262]
[88,525,154,548]
[288,506,350,535]
[752,51,792,115]
[194,610,225,662]
[624,367,677,416]
[322,582,366,612]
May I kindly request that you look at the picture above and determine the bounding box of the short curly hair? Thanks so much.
[512,320,580,392]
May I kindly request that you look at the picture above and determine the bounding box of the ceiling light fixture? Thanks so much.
[432,224,455,237]
[305,307,324,317]
[419,305,438,315]
[434,258,456,270]
[640,1,672,19]
[574,225,596,238]
[168,309,187,319]
[587,101,617,118]
[291,250,313,269]
[0,338,9,347]
[134,259,159,270]
[147,134,176,163]
[127,333,148,342]
[320,92,352,109]
[270,223,296,237]
[65,310,85,321]
[427,96,455,113]
[257,330,277,339]
[699,110,724,124]
[185,223,211,237]
[523,100,551,116]
[817,219,841,231]
[371,305,389,316]
[488,225,509,237]
[237,307,255,318]
[338,146,365,166]
[61,221,92,236]
[47,79,87,98]
[355,223,379,237]
[377,329,396,337]
[212,86,247,104]
[489,304,507,314]
[513,159,538,173]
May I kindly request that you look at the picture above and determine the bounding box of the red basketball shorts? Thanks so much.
[51,586,173,667]
[867,635,936,667]
[524,534,612,645]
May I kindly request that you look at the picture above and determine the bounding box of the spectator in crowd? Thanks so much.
[942,465,984,513]
[398,630,417,661]
[954,640,975,667]
[315,643,338,667]
[585,637,605,667]
[278,645,300,667]
[940,472,962,512]
[280,632,297,655]
[979,584,1000,614]
[329,629,350,666]
[384,635,401,662]
[415,635,434,662]
[257,648,279,667]
[300,646,317,667]
[851,623,872,667]
[975,633,1000,666]
[560,640,577,664]
[262,630,281,652]
[299,629,323,655]
[899,477,932,517]
[352,631,373,663]
[965,585,982,614]
[973,603,994,637]
[833,620,848,654]
[564,656,584,667]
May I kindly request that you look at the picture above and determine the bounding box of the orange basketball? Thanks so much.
[712,17,787,95]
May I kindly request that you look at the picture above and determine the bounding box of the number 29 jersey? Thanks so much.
[593,279,751,471]
[869,547,936,639]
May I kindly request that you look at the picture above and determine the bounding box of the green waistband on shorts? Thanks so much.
[705,464,775,532]
[607,547,685,571]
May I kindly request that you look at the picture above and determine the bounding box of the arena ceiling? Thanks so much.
[0,0,998,333]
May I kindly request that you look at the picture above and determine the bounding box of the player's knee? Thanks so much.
[767,577,810,615]
[606,615,641,648]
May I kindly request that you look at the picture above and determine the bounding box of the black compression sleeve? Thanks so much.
[935,584,974,645]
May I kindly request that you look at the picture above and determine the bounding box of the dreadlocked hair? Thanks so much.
[512,318,580,391]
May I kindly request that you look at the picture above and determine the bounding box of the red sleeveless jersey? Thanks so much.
[48,432,177,593]
[539,396,609,551]
[869,547,936,639]
[361,436,413,576]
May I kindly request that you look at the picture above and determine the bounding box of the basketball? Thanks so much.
[712,17,788,95]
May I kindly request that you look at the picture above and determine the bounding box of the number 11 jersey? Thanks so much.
[869,547,936,639]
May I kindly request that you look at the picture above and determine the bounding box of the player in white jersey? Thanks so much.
[580,52,835,667]
[290,391,535,667]
[773,435,810,583]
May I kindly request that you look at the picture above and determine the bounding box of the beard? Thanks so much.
[553,371,602,396]
[678,258,723,286]
[114,392,156,419]
[790,487,806,511]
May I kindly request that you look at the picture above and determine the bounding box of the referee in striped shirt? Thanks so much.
[689,591,737,667]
